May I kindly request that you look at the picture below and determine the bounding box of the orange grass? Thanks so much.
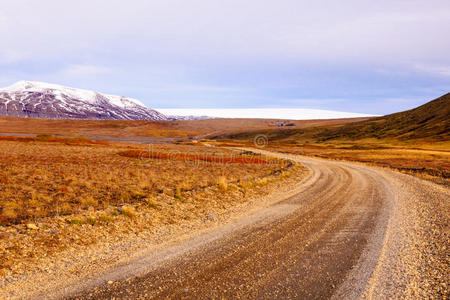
[118,149,269,164]
[0,141,288,225]
[0,135,109,146]
[266,143,450,182]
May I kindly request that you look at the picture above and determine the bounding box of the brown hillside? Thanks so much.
[214,93,450,143]
[317,93,449,141]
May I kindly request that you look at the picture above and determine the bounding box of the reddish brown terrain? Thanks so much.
[0,116,370,139]
[0,94,448,299]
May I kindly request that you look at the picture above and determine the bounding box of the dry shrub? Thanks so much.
[174,187,183,200]
[70,218,84,225]
[98,214,112,223]
[1,207,17,219]
[80,196,98,207]
[60,203,72,215]
[86,216,97,225]
[258,178,269,186]
[218,176,228,191]
[120,205,135,218]
[181,181,192,191]
[146,199,158,209]
[130,192,147,201]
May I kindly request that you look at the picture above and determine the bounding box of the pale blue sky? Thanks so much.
[1,0,449,115]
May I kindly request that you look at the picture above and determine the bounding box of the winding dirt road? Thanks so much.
[65,151,448,299]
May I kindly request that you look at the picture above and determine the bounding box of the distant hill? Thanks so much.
[212,93,450,143]
[0,81,167,121]
[316,93,449,141]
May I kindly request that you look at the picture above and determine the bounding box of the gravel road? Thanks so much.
[28,151,450,299]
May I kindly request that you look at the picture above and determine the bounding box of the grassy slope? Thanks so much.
[213,93,450,144]
[316,93,449,142]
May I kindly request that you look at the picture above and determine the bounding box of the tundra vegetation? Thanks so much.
[0,136,302,275]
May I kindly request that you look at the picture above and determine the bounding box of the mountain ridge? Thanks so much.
[0,81,167,121]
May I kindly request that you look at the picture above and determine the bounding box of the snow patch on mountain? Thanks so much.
[0,81,167,120]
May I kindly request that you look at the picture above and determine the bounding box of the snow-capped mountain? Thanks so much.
[0,81,167,120]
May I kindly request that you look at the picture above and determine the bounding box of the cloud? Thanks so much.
[0,50,27,64]
[412,64,450,77]
[1,0,449,65]
[61,65,112,77]
[0,1,448,114]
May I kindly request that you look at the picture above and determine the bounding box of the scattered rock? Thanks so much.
[107,280,114,285]
[206,214,218,221]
